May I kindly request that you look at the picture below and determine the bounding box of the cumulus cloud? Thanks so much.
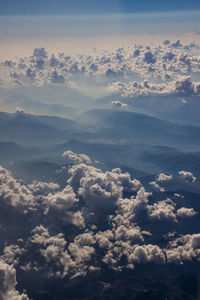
[111,100,127,107]
[68,164,122,214]
[27,181,59,196]
[29,225,95,278]
[67,164,141,216]
[149,181,165,192]
[144,51,157,64]
[26,68,35,79]
[0,260,29,300]
[0,165,35,212]
[0,156,199,294]
[62,150,91,164]
[50,70,65,84]
[49,54,60,67]
[163,39,170,45]
[16,107,26,114]
[178,170,196,182]
[33,48,48,58]
[109,76,200,98]
[1,36,200,98]
[157,173,173,182]
[44,185,78,222]
[148,199,177,223]
[177,207,197,218]
[171,40,182,48]
[133,49,140,57]
[166,234,200,263]
[128,244,165,265]
[163,51,176,61]
[2,245,25,266]
[4,60,14,67]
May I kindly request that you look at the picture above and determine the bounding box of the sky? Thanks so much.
[0,1,200,58]
[1,0,200,15]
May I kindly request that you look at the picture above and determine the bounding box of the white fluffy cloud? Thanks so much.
[166,234,200,263]
[29,225,95,278]
[62,150,91,164]
[178,170,196,182]
[43,185,78,223]
[149,181,165,192]
[1,36,199,99]
[128,244,165,265]
[109,76,200,98]
[157,173,173,182]
[0,165,35,212]
[67,164,141,215]
[33,48,48,58]
[16,107,26,114]
[177,207,197,218]
[111,100,128,107]
[0,157,199,290]
[27,181,59,195]
[0,260,29,300]
[148,199,177,223]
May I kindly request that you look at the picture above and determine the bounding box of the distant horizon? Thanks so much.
[1,10,200,40]
[1,0,200,15]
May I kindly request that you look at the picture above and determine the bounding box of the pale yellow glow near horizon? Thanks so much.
[0,32,199,60]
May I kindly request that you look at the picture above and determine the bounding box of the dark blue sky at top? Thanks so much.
[1,0,200,15]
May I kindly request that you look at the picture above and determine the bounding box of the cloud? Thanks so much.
[128,244,165,265]
[177,207,197,218]
[148,199,177,223]
[133,49,140,57]
[29,225,95,278]
[0,156,199,293]
[163,39,170,45]
[2,245,25,266]
[166,234,200,263]
[62,150,91,164]
[69,164,122,214]
[149,181,165,192]
[49,54,60,67]
[0,260,29,300]
[162,51,176,61]
[109,76,200,98]
[26,68,35,79]
[1,37,200,100]
[111,100,127,107]
[33,48,48,58]
[16,107,26,114]
[171,40,182,48]
[157,173,173,182]
[178,170,196,182]
[143,51,157,64]
[0,165,35,212]
[44,185,78,223]
[67,164,141,218]
[4,60,14,67]
[50,70,65,84]
[27,181,59,196]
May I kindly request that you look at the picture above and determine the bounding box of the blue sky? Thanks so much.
[1,0,200,15]
[1,0,200,59]
[1,11,200,39]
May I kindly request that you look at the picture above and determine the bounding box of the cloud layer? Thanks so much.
[0,151,199,297]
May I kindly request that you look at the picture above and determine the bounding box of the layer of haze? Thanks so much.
[1,11,200,59]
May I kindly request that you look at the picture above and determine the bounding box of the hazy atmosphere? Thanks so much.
[0,1,200,299]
